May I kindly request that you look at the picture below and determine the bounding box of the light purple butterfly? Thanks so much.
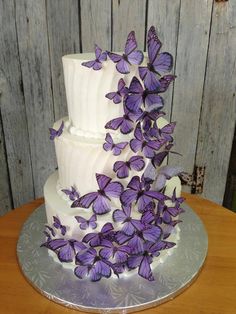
[105,104,142,134]
[99,239,131,263]
[125,76,164,112]
[139,26,173,89]
[108,31,144,74]
[149,121,176,142]
[113,204,143,236]
[82,223,114,247]
[151,240,176,252]
[130,122,166,158]
[103,133,128,156]
[75,214,97,230]
[61,186,80,201]
[105,78,128,104]
[113,155,145,179]
[81,44,107,70]
[153,166,183,191]
[49,121,64,140]
[71,174,123,214]
[53,216,66,235]
[121,175,166,212]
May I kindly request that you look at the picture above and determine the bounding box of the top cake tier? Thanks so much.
[62,53,140,135]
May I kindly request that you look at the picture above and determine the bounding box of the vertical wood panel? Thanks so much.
[80,0,111,51]
[15,0,56,198]
[169,0,213,188]
[196,1,236,204]
[112,0,146,51]
[147,0,181,118]
[46,0,80,121]
[0,0,34,208]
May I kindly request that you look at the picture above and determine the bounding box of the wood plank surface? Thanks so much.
[169,0,213,190]
[0,195,235,313]
[0,0,34,209]
[147,0,181,119]
[15,0,56,198]
[196,1,236,204]
[112,0,146,51]
[80,0,111,51]
[46,0,80,121]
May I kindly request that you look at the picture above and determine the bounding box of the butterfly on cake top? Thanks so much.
[43,26,185,282]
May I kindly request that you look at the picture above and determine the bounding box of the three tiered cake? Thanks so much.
[42,26,185,282]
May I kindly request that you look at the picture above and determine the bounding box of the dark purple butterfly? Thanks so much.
[105,104,142,135]
[125,76,164,112]
[75,214,97,230]
[113,204,143,236]
[105,78,128,104]
[82,222,114,247]
[75,247,112,281]
[53,216,66,236]
[153,166,183,191]
[45,225,56,237]
[49,121,64,140]
[108,31,144,74]
[113,155,145,179]
[99,239,131,263]
[128,253,154,281]
[139,26,173,89]
[81,45,107,70]
[121,176,166,212]
[61,186,80,201]
[103,133,128,156]
[71,174,123,214]
[138,110,165,132]
[130,122,166,158]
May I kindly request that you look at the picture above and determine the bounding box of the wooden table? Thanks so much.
[0,194,236,314]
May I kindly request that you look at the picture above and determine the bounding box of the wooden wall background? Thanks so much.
[0,0,235,215]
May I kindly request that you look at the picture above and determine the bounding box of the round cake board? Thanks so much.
[17,203,208,313]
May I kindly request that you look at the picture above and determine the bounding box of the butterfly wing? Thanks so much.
[147,26,162,64]
[96,173,112,190]
[105,117,123,130]
[116,59,130,74]
[81,60,96,68]
[49,128,57,140]
[113,141,128,156]
[127,50,144,65]
[129,156,145,171]
[73,192,98,208]
[113,161,129,178]
[153,52,173,73]
[103,133,113,151]
[107,52,122,63]
[124,30,137,55]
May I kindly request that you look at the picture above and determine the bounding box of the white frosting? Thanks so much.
[63,53,141,133]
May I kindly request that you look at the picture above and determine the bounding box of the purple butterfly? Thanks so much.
[61,186,80,201]
[105,78,128,104]
[82,222,114,247]
[103,133,128,156]
[52,216,66,236]
[121,176,166,212]
[99,239,131,263]
[71,174,124,214]
[45,225,56,237]
[81,45,107,70]
[153,166,183,191]
[151,240,176,252]
[125,76,164,112]
[128,253,154,281]
[113,155,145,179]
[75,214,97,230]
[130,122,166,158]
[42,238,86,263]
[149,121,176,142]
[75,247,113,281]
[113,204,143,236]
[108,31,144,74]
[105,104,142,134]
[138,110,165,132]
[159,201,184,224]
[139,26,173,89]
[49,121,64,140]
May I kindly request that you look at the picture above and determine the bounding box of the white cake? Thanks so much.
[43,28,184,282]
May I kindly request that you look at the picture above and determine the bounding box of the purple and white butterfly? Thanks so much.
[113,155,145,179]
[71,174,124,215]
[49,121,64,140]
[61,186,80,201]
[81,44,107,70]
[103,133,128,156]
[108,31,144,74]
[139,26,173,89]
[53,216,66,236]
[130,122,166,158]
[75,214,97,230]
[105,78,128,104]
[125,76,164,112]
[105,104,142,134]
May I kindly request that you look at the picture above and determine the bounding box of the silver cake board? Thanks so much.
[17,203,208,313]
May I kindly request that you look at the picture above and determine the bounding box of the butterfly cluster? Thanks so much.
[43,26,185,282]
